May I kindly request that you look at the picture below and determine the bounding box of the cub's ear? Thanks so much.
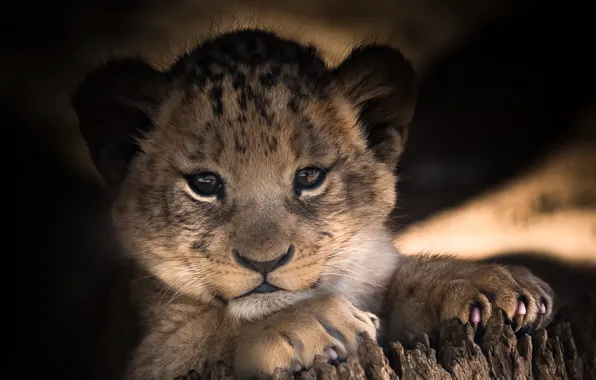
[334,45,418,169]
[72,58,170,190]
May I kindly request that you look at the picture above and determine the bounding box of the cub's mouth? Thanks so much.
[231,277,322,301]
[224,279,324,321]
[241,282,283,297]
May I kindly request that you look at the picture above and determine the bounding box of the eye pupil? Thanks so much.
[294,167,325,192]
[299,170,318,183]
[188,172,222,196]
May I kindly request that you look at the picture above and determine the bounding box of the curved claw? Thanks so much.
[513,300,527,332]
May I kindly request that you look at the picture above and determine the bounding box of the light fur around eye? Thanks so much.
[296,172,332,198]
[294,167,330,196]
[183,179,221,203]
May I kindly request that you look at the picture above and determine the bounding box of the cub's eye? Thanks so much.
[187,172,223,197]
[294,167,326,193]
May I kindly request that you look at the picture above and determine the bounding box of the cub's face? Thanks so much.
[73,30,417,319]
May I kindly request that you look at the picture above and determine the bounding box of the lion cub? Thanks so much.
[72,29,554,380]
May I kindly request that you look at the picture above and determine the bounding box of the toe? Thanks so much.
[507,266,554,329]
[440,279,492,327]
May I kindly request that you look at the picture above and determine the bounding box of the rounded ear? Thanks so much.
[334,45,418,168]
[72,58,170,190]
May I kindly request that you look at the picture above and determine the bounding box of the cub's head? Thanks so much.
[73,30,417,320]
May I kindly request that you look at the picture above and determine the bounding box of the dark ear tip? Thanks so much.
[346,44,408,61]
[335,44,419,106]
[71,57,169,189]
[71,57,162,111]
[72,57,167,143]
[340,44,416,75]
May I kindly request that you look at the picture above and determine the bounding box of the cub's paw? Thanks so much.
[438,264,554,332]
[234,294,378,379]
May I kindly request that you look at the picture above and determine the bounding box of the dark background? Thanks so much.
[5,0,595,378]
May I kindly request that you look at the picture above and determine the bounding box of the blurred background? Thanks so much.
[5,0,594,378]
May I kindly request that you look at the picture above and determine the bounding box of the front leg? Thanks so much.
[235,294,379,380]
[384,255,555,343]
[127,294,377,380]
[126,303,234,380]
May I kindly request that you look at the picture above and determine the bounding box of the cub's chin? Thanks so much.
[226,289,318,321]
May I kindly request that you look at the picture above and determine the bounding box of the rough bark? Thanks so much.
[176,292,596,380]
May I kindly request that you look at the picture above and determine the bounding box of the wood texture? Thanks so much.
[176,292,595,380]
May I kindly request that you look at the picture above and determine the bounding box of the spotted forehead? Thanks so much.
[171,30,331,92]
[163,90,349,175]
[170,30,333,124]
[155,31,367,171]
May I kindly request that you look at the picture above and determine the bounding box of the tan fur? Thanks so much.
[385,255,554,344]
[72,29,554,380]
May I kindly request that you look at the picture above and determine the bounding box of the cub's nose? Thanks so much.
[233,245,295,274]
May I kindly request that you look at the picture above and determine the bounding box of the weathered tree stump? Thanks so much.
[176,292,595,380]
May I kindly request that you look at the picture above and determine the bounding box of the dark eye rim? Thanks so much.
[185,171,224,197]
[294,166,328,193]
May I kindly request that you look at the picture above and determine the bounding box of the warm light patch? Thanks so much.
[396,137,596,265]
